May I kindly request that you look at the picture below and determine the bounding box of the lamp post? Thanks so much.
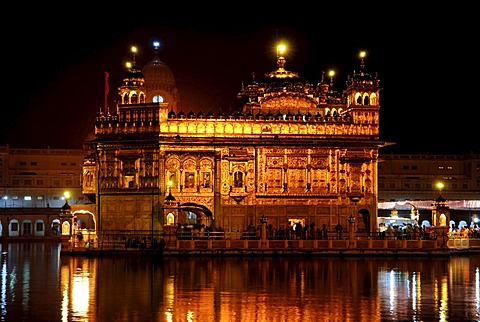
[3,196,7,207]
[348,214,355,247]
[260,214,268,245]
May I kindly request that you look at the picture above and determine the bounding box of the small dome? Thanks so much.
[187,110,196,118]
[142,56,175,87]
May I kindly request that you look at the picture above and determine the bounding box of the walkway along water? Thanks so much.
[59,230,480,257]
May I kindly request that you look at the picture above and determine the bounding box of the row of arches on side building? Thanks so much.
[0,211,96,238]
[0,218,61,237]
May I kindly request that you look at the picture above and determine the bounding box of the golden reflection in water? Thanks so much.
[440,275,449,322]
[52,256,480,321]
[476,267,480,314]
[61,257,96,322]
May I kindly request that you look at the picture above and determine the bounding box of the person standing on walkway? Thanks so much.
[335,223,343,239]
[322,224,329,240]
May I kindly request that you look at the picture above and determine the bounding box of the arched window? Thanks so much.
[363,95,370,105]
[9,220,19,237]
[185,172,195,188]
[168,172,178,191]
[131,93,138,104]
[62,221,71,235]
[34,220,45,236]
[166,213,175,226]
[153,95,164,103]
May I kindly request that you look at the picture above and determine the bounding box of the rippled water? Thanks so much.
[1,242,479,321]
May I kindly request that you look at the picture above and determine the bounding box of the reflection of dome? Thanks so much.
[143,56,175,88]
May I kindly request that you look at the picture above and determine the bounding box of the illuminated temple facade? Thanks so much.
[82,44,385,236]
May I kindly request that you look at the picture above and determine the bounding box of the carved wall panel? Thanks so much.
[266,156,283,168]
[265,168,283,190]
[289,148,309,154]
[310,156,329,169]
[287,156,307,168]
[349,164,363,193]
[287,169,306,193]
[310,169,327,193]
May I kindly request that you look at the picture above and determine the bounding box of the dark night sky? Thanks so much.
[3,6,478,154]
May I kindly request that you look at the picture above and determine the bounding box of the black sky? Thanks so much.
[3,7,478,154]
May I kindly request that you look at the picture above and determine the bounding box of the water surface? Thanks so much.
[1,242,479,321]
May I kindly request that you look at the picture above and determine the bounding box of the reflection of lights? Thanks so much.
[72,274,89,317]
[61,259,95,322]
[439,276,448,322]
[165,310,173,322]
[62,287,69,322]
[389,270,395,312]
[1,256,7,316]
[187,310,194,322]
[476,267,479,317]
[412,272,421,313]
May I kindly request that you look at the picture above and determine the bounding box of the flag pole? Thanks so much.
[104,72,109,114]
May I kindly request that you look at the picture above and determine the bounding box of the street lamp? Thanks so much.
[3,196,7,207]
[348,214,355,246]
[436,182,444,195]
[260,215,268,244]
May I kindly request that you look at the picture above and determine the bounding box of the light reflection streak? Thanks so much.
[61,287,69,322]
[187,310,194,322]
[165,275,175,318]
[439,276,448,322]
[389,270,395,313]
[72,271,89,319]
[165,309,173,322]
[21,262,30,311]
[61,263,71,322]
[476,267,479,320]
[412,272,417,312]
[1,252,7,316]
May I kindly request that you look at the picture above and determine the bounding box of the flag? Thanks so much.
[105,72,109,95]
